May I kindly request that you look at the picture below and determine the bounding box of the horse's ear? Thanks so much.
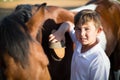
[41,3,47,6]
[38,3,46,15]
[34,3,47,8]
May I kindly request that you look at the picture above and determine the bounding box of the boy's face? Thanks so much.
[75,21,100,46]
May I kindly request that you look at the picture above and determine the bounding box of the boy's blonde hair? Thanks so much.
[74,9,101,29]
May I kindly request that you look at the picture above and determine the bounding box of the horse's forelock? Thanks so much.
[15,4,33,23]
[15,10,32,23]
[15,4,32,12]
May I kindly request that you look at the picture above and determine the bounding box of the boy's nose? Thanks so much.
[80,30,85,37]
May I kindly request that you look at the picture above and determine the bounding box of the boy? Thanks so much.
[49,9,110,80]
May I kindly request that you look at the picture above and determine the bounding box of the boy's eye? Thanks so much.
[85,28,89,31]
[74,27,80,30]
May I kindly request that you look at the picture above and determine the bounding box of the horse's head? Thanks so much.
[2,3,47,63]
[14,3,46,23]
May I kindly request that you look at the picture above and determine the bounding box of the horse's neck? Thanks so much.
[26,6,45,38]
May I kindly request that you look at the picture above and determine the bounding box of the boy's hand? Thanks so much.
[49,21,74,43]
[49,30,65,43]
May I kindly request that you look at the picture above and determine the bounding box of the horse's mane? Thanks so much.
[0,11,33,67]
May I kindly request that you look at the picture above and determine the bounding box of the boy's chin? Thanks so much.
[79,40,88,45]
[81,42,88,46]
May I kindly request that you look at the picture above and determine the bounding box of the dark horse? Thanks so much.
[0,3,51,80]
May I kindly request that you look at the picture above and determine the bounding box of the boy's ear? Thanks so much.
[97,26,103,34]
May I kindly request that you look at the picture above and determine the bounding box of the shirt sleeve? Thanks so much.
[69,29,77,43]
[89,56,110,80]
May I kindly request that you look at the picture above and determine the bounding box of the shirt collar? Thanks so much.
[78,39,100,60]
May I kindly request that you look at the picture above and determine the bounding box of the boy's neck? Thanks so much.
[81,40,98,53]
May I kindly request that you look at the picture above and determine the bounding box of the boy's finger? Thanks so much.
[49,34,55,41]
[50,39,58,43]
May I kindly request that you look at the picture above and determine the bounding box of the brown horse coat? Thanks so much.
[0,3,51,80]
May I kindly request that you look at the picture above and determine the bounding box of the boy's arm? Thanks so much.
[49,21,74,43]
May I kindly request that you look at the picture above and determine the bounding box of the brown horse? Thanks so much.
[0,3,51,80]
